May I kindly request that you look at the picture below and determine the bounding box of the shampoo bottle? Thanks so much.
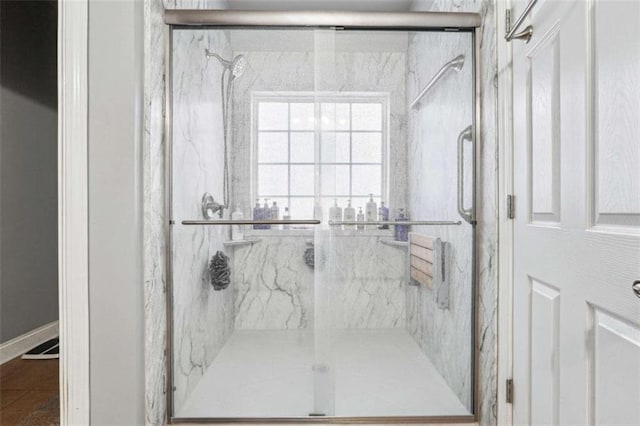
[329,199,343,229]
[378,201,389,229]
[252,199,262,230]
[231,204,244,241]
[263,199,271,230]
[283,207,291,230]
[394,208,409,242]
[270,201,280,229]
[343,200,356,230]
[365,194,377,229]
[356,207,365,230]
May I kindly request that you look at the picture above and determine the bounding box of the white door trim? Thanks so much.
[58,0,90,424]
[496,0,514,424]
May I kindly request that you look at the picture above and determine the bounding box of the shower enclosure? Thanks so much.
[165,10,481,423]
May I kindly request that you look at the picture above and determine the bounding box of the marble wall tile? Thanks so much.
[232,235,313,330]
[321,233,407,329]
[232,231,407,330]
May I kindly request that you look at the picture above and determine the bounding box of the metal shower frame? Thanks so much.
[163,9,483,424]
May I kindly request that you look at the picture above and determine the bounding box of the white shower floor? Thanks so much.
[178,329,469,418]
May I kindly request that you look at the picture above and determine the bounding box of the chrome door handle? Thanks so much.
[633,280,640,299]
[457,125,474,224]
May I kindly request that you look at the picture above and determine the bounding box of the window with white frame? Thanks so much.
[253,93,388,221]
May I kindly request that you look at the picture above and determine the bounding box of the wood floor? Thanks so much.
[0,357,59,425]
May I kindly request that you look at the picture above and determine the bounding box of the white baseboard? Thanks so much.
[0,321,59,364]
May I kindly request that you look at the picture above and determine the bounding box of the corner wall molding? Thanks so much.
[0,321,59,365]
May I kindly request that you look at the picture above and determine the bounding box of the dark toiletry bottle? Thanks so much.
[253,199,262,230]
[394,208,409,242]
[263,199,271,230]
[378,201,389,229]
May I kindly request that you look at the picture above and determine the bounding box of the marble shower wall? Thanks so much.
[410,1,498,425]
[405,31,475,410]
[231,234,313,330]
[229,33,409,330]
[170,28,235,414]
[322,233,407,329]
[232,231,407,330]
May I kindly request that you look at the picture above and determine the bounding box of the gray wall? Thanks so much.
[88,0,144,424]
[0,0,58,344]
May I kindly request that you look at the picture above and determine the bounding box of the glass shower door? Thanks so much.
[169,26,333,419]
[317,28,476,417]
[168,23,476,421]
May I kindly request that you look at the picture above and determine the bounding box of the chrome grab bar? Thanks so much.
[457,125,474,225]
[410,54,465,109]
[181,219,321,225]
[329,220,462,226]
[505,0,537,43]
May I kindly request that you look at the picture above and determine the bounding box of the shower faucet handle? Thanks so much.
[202,192,224,219]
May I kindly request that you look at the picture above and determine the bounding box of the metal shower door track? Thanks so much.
[164,9,481,30]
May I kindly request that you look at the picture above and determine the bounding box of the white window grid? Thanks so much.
[251,92,390,217]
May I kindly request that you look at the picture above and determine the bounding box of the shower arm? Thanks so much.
[410,54,465,109]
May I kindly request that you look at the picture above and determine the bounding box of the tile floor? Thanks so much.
[178,329,469,419]
[0,357,59,425]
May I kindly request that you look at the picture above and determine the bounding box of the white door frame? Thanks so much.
[58,0,90,424]
[496,0,515,424]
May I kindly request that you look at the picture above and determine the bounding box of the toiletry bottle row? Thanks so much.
[251,199,281,230]
[326,197,408,240]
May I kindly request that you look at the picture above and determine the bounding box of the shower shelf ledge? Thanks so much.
[379,239,409,248]
[222,238,262,248]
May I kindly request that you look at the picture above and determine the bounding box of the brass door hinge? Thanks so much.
[506,379,514,404]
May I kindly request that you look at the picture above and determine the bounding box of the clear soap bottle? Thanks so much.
[283,207,291,230]
[270,201,280,229]
[356,207,365,230]
[365,193,377,229]
[231,204,244,241]
[329,199,343,229]
[343,200,356,230]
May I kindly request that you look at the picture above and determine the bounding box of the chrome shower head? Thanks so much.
[230,55,246,78]
[206,50,247,79]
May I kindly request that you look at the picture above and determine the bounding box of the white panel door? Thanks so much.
[512,0,640,425]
